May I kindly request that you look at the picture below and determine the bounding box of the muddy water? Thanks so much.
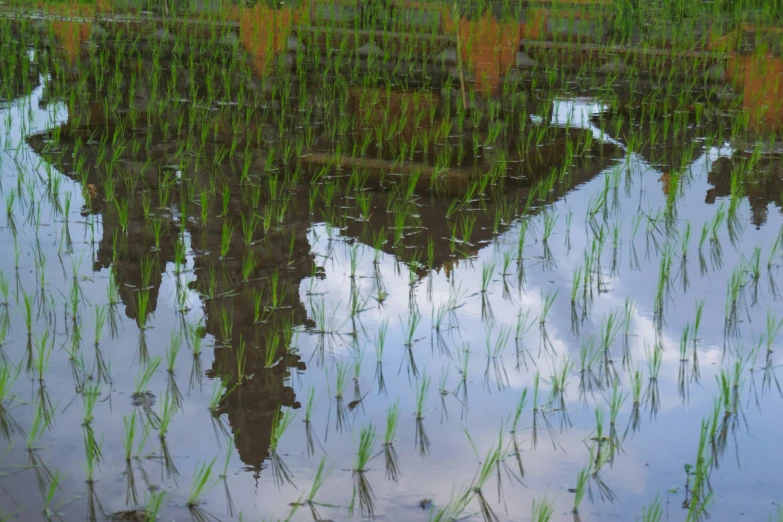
[1,23,783,522]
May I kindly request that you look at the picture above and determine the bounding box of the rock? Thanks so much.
[516,51,537,68]
[287,36,300,52]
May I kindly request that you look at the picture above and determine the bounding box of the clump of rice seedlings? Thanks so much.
[457,343,471,382]
[349,243,361,279]
[33,330,53,383]
[351,422,377,517]
[144,490,166,522]
[311,299,345,335]
[187,319,204,358]
[374,320,388,362]
[303,456,333,512]
[186,457,217,508]
[724,264,745,337]
[428,483,473,522]
[134,356,162,396]
[269,408,296,487]
[644,344,662,416]
[263,331,281,369]
[81,382,100,426]
[136,290,151,330]
[122,411,137,463]
[402,311,421,347]
[0,357,19,438]
[685,419,713,521]
[218,306,234,343]
[353,423,376,473]
[233,337,251,386]
[640,496,663,522]
[156,391,176,441]
[539,289,558,326]
[587,408,617,479]
[766,312,783,355]
[82,426,103,484]
[332,360,349,399]
[625,369,644,436]
[208,377,233,414]
[608,379,627,443]
[600,310,623,357]
[480,260,494,293]
[508,389,528,435]
[768,231,782,270]
[415,372,431,420]
[166,331,181,374]
[532,496,554,522]
[542,212,558,245]
[42,469,67,520]
[27,400,51,451]
[93,304,107,347]
[572,466,590,514]
[463,428,506,522]
[571,265,583,304]
[693,299,705,343]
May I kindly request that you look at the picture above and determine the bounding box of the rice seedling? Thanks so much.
[0,360,19,409]
[375,320,388,361]
[640,496,663,522]
[532,496,554,522]
[21,289,33,338]
[144,490,166,522]
[353,423,376,472]
[539,289,558,326]
[166,331,181,374]
[480,260,494,293]
[542,212,558,244]
[572,466,590,514]
[187,457,218,508]
[27,400,50,451]
[305,456,333,508]
[686,419,714,521]
[134,357,162,396]
[81,382,100,426]
[157,391,176,441]
[402,311,421,347]
[415,372,431,420]
[464,428,504,522]
[333,360,349,400]
[122,411,137,462]
[82,427,103,484]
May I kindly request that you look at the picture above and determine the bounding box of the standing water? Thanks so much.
[1,2,783,521]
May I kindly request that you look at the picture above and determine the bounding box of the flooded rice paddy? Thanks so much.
[1,3,783,521]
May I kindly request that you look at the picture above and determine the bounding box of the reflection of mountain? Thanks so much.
[25,43,619,473]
